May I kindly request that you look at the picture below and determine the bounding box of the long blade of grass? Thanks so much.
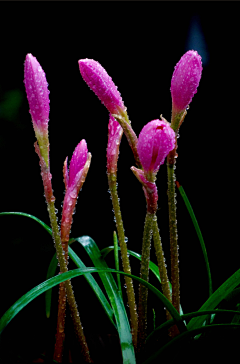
[0,212,52,235]
[0,266,187,364]
[175,182,212,297]
[100,246,187,316]
[1,213,115,327]
[187,268,240,331]
[113,232,122,298]
[69,245,116,328]
[146,309,240,344]
[0,267,186,335]
[45,249,115,328]
[45,253,58,318]
[74,236,136,363]
[143,323,240,364]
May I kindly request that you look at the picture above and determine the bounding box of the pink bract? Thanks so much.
[68,139,88,189]
[78,59,125,115]
[107,115,123,174]
[171,50,202,113]
[137,119,175,174]
[24,54,50,133]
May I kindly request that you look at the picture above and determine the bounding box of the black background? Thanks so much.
[0,3,239,363]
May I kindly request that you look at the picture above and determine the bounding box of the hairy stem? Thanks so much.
[152,214,172,321]
[167,151,180,337]
[108,172,138,349]
[112,111,141,168]
[35,143,92,363]
[53,243,68,363]
[137,211,153,354]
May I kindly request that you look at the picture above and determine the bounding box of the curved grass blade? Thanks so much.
[1,213,113,324]
[142,323,240,364]
[101,245,161,282]
[45,253,58,318]
[187,268,240,331]
[45,249,115,328]
[0,266,186,364]
[100,245,186,316]
[175,182,212,297]
[0,212,52,236]
[146,309,240,344]
[113,232,122,298]
[0,267,186,336]
[69,245,116,328]
[75,236,136,363]
[0,212,75,245]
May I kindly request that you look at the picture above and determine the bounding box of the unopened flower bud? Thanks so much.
[107,115,123,174]
[61,140,91,243]
[78,59,126,116]
[137,119,175,176]
[24,54,50,166]
[170,50,202,128]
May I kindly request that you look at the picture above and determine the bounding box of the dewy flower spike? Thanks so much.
[79,59,126,116]
[62,139,91,243]
[137,119,176,178]
[107,115,123,174]
[170,50,202,130]
[79,58,141,168]
[24,53,50,166]
[61,139,91,244]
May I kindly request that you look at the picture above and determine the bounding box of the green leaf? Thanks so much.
[146,309,240,344]
[100,245,187,316]
[45,253,58,318]
[176,183,212,297]
[187,268,240,331]
[45,249,115,328]
[0,212,52,235]
[143,323,240,364]
[68,245,116,328]
[0,267,186,335]
[74,236,136,364]
[113,232,122,298]
[101,246,161,282]
[0,265,186,364]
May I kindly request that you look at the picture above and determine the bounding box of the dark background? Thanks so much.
[0,3,239,363]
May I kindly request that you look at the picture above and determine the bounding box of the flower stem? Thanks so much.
[53,242,68,363]
[35,143,92,363]
[54,283,66,362]
[108,172,138,349]
[137,211,153,354]
[167,150,180,337]
[112,111,141,168]
[152,214,172,321]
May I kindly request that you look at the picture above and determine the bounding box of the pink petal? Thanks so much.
[68,140,88,188]
[171,50,202,112]
[78,59,125,115]
[24,54,50,133]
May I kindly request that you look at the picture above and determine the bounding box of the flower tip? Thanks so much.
[138,119,175,174]
[68,139,88,188]
[171,50,202,113]
[24,53,50,131]
[78,58,125,115]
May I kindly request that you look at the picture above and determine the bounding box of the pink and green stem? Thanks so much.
[35,143,92,363]
[108,172,138,349]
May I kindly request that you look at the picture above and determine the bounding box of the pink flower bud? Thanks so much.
[131,167,158,214]
[171,50,202,114]
[68,139,88,189]
[107,115,123,174]
[61,140,91,244]
[24,54,50,136]
[78,59,125,115]
[137,119,175,174]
